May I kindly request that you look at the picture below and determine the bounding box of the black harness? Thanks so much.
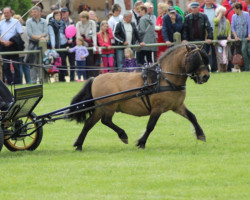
[139,64,186,112]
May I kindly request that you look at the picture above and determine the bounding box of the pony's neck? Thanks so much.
[162,67,187,86]
[160,49,188,86]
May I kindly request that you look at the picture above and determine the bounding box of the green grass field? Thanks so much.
[0,72,249,200]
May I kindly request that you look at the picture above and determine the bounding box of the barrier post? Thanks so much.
[174,32,181,45]
[38,40,49,83]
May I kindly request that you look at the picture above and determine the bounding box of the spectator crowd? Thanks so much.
[0,0,250,85]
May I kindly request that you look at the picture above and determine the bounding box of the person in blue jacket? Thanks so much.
[162,6,183,47]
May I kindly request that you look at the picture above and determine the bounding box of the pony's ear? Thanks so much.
[186,45,192,52]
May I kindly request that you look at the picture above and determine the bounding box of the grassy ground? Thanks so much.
[0,72,250,200]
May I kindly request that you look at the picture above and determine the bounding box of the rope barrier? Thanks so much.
[0,57,144,72]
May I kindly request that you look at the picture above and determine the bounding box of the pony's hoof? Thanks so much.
[136,141,145,149]
[121,138,128,144]
[75,146,82,151]
[198,135,206,142]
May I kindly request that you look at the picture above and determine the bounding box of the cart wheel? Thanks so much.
[4,112,43,151]
[0,127,3,152]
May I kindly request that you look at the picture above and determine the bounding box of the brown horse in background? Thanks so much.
[68,44,210,151]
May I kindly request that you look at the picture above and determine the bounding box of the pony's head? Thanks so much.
[185,44,210,84]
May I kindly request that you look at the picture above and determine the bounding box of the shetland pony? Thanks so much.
[68,44,210,151]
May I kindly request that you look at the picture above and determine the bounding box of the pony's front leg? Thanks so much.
[136,112,161,149]
[174,104,206,142]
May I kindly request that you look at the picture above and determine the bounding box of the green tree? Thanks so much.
[0,0,32,17]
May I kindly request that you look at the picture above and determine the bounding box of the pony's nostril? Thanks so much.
[203,74,210,82]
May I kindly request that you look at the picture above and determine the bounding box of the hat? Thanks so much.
[168,6,176,13]
[190,2,200,8]
[61,7,69,12]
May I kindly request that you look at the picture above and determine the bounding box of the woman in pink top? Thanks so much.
[97,20,115,73]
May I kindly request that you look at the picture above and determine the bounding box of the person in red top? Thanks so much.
[155,2,169,59]
[222,0,248,24]
[97,20,115,73]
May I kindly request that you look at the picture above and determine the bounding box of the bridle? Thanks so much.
[159,47,209,80]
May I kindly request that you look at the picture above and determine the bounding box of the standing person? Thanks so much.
[89,10,102,73]
[113,11,144,70]
[0,7,24,84]
[97,20,115,73]
[144,2,157,62]
[108,4,123,31]
[26,6,48,83]
[76,11,97,78]
[67,37,89,82]
[162,6,183,47]
[137,5,157,65]
[114,0,126,16]
[89,10,100,32]
[199,0,218,72]
[61,7,76,82]
[231,2,250,71]
[155,2,169,59]
[222,0,248,23]
[48,10,68,82]
[213,6,232,72]
[200,0,218,29]
[31,1,46,19]
[13,15,31,84]
[144,2,157,26]
[131,1,144,26]
[182,2,213,46]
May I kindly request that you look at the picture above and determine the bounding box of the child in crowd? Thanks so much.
[67,37,89,82]
[97,20,115,73]
[123,48,137,72]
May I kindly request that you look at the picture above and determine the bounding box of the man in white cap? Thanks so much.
[182,2,213,44]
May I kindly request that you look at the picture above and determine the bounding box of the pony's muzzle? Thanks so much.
[202,74,210,83]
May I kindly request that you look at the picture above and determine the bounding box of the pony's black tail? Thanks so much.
[67,77,95,123]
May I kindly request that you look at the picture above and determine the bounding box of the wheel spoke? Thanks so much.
[23,139,26,147]
[25,117,29,124]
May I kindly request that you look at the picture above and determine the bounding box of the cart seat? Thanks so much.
[2,84,43,121]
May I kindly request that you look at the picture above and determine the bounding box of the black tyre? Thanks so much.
[3,112,43,151]
[0,127,3,152]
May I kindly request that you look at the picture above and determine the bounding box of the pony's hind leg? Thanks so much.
[174,104,206,142]
[101,113,128,144]
[136,111,162,149]
[74,110,102,151]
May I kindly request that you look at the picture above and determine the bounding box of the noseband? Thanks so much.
[160,47,208,78]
